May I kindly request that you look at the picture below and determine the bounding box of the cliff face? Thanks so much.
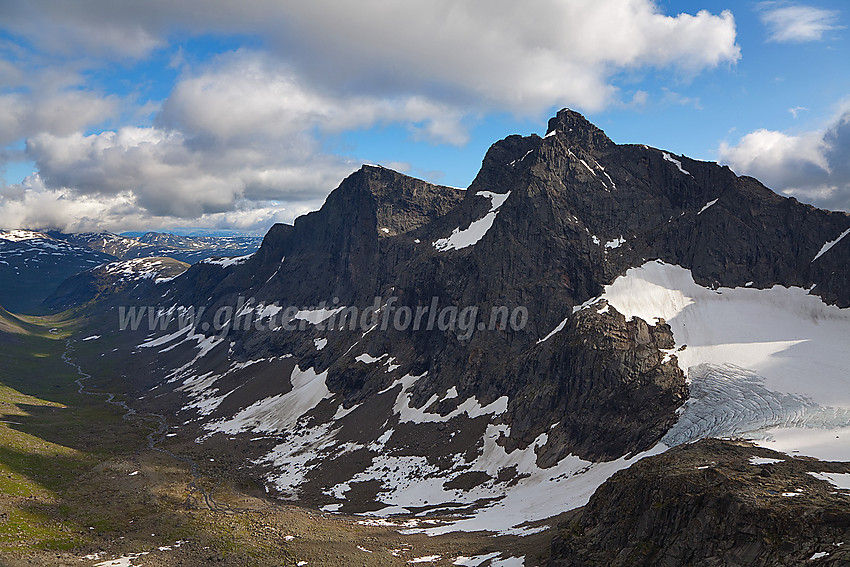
[549,439,850,567]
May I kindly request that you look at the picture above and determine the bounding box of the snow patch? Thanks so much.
[205,366,331,434]
[812,226,850,262]
[537,317,569,344]
[453,553,501,566]
[356,352,386,364]
[808,472,850,491]
[491,558,525,567]
[662,152,691,175]
[200,253,253,267]
[698,198,718,214]
[604,236,625,249]
[433,191,510,251]
[294,306,346,324]
[749,456,784,465]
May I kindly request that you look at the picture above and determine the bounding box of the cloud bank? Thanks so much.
[719,106,850,212]
[0,0,741,232]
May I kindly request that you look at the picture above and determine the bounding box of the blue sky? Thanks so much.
[1,1,849,233]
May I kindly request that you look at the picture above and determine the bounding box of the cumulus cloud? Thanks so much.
[158,51,470,145]
[758,2,843,43]
[0,90,118,147]
[0,1,742,232]
[22,50,471,227]
[3,0,740,113]
[0,175,319,233]
[719,107,850,212]
[0,50,119,146]
[265,1,740,113]
[27,125,353,219]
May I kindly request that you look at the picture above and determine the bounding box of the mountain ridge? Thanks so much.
[55,108,850,541]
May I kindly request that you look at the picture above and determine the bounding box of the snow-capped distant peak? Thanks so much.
[0,230,50,242]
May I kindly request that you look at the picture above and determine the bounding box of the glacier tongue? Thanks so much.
[662,363,850,447]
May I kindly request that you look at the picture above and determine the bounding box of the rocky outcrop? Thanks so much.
[504,301,686,463]
[548,439,850,566]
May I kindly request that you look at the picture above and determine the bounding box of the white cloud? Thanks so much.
[27,125,353,219]
[789,106,808,118]
[3,1,740,113]
[758,2,843,43]
[0,174,319,233]
[0,1,742,231]
[158,51,469,145]
[20,50,469,229]
[0,51,119,146]
[719,105,850,212]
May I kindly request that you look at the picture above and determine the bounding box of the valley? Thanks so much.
[0,313,546,566]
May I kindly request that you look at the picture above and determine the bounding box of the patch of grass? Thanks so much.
[0,508,82,552]
[0,313,150,556]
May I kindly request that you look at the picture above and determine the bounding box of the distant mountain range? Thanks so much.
[45,230,262,263]
[0,230,262,313]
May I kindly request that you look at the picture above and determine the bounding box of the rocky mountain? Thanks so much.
[549,439,850,566]
[45,230,165,260]
[44,256,190,312]
[64,109,850,552]
[0,230,115,313]
[135,231,263,262]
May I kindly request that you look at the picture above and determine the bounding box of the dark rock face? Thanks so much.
[504,301,686,463]
[153,110,849,462]
[548,439,850,567]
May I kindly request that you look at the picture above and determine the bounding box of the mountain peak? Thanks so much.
[546,108,614,151]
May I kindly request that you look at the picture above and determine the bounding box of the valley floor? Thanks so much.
[0,313,549,566]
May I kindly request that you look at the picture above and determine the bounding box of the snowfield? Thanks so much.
[601,260,850,460]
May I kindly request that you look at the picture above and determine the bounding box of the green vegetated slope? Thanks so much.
[0,311,159,559]
[0,314,504,567]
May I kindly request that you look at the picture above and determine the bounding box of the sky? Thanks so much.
[0,0,848,235]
